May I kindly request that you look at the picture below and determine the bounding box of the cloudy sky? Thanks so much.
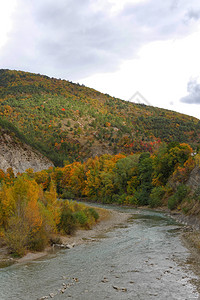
[0,0,200,119]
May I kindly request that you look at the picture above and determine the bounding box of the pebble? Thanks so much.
[113,285,120,291]
[112,285,127,292]
[62,283,67,287]
[101,278,109,283]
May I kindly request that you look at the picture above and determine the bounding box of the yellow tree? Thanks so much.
[4,176,42,255]
[45,181,60,228]
[84,157,101,198]
[0,184,15,229]
[68,162,86,197]
[34,169,50,190]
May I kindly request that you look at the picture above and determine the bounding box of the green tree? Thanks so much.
[113,155,139,194]
[136,153,153,205]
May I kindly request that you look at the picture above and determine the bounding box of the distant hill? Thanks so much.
[0,69,200,166]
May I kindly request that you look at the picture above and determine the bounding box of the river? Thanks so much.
[0,206,200,300]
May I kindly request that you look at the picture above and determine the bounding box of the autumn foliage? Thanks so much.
[19,142,197,209]
[0,174,99,256]
[0,131,199,256]
[0,69,200,166]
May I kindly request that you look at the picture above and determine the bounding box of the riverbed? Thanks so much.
[0,206,200,300]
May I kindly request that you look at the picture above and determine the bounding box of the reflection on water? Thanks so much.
[0,207,200,300]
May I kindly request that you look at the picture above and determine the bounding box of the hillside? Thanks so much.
[0,69,200,166]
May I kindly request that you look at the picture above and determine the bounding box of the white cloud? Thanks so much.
[180,78,200,104]
[1,0,200,79]
[0,0,17,48]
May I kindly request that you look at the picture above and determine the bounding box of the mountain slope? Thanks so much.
[0,69,200,166]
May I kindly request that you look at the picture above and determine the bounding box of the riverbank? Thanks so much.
[0,206,131,267]
[169,210,200,256]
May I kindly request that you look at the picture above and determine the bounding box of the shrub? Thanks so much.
[28,227,49,251]
[112,193,127,205]
[58,209,77,235]
[168,184,189,210]
[111,194,120,204]
[74,211,88,226]
[136,189,150,206]
[87,208,99,221]
[168,195,178,210]
[5,216,29,257]
[125,195,138,206]
[149,186,165,208]
[61,190,75,199]
[176,184,189,200]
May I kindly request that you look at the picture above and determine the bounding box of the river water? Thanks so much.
[0,207,200,300]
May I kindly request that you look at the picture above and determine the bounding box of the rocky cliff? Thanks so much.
[0,129,54,174]
[187,166,200,191]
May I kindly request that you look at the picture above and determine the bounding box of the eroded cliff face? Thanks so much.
[0,130,54,174]
[187,166,200,191]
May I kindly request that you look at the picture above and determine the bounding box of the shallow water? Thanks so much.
[0,207,200,300]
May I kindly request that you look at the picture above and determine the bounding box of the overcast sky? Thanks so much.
[0,0,200,119]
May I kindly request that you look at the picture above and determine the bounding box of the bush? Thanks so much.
[111,194,120,204]
[58,209,77,235]
[168,184,189,210]
[5,216,29,257]
[74,211,88,226]
[176,184,189,200]
[61,190,75,199]
[87,208,99,221]
[120,194,128,205]
[136,189,150,206]
[28,227,49,251]
[125,195,138,206]
[168,194,178,210]
[149,186,165,208]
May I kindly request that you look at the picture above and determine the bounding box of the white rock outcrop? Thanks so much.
[0,131,54,174]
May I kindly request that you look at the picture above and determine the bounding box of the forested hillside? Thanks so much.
[0,69,200,166]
